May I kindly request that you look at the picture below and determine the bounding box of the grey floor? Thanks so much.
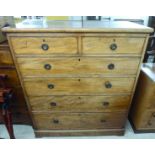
[0,121,155,139]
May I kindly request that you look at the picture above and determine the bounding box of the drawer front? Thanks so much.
[17,57,140,77]
[11,37,78,55]
[140,111,155,129]
[0,49,14,66]
[29,95,131,112]
[33,112,126,130]
[146,111,155,128]
[82,37,145,54]
[24,77,135,96]
[0,69,20,87]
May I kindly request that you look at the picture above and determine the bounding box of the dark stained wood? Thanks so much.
[0,68,20,87]
[0,42,31,124]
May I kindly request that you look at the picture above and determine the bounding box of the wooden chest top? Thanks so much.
[2,20,153,33]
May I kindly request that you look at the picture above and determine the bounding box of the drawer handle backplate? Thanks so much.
[50,102,57,106]
[102,101,109,106]
[105,81,112,88]
[48,84,54,89]
[41,44,49,51]
[53,119,59,124]
[110,43,117,51]
[108,63,115,70]
[44,64,52,70]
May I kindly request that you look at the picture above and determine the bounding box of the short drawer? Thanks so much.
[29,95,131,112]
[0,49,14,66]
[138,110,155,129]
[11,37,78,55]
[0,69,20,87]
[32,112,127,130]
[24,77,135,96]
[17,57,140,77]
[82,37,145,55]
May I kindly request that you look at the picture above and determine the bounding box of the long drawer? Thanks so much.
[29,95,131,112]
[17,57,140,77]
[82,37,145,54]
[33,112,127,130]
[10,37,78,55]
[23,77,135,96]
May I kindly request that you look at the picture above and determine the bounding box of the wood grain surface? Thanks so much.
[129,64,155,131]
[11,37,78,55]
[29,95,131,112]
[23,77,135,96]
[33,111,127,130]
[17,57,140,77]
[82,37,145,54]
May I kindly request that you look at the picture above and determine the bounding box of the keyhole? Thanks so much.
[78,79,81,82]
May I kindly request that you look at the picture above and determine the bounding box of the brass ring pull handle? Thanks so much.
[48,84,54,89]
[53,119,59,124]
[105,81,112,88]
[41,44,49,51]
[44,64,52,70]
[102,101,109,106]
[108,63,115,70]
[100,119,107,123]
[110,43,117,50]
[50,102,57,106]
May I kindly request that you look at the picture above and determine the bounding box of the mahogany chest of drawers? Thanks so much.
[0,41,31,124]
[2,21,153,137]
[129,63,155,132]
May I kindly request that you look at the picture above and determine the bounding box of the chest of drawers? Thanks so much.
[129,63,155,132]
[2,21,153,137]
